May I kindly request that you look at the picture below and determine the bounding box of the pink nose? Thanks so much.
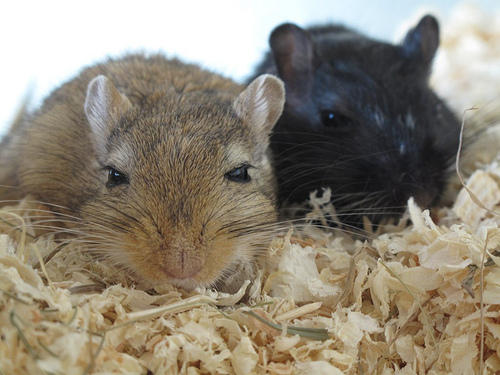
[162,249,203,279]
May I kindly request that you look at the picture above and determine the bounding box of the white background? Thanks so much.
[0,0,498,136]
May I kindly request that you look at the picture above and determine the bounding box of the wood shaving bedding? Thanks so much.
[2,4,500,375]
[431,3,500,114]
[2,170,500,374]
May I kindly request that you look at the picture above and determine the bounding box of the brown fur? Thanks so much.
[0,53,285,291]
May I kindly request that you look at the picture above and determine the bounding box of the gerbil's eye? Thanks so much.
[225,164,252,183]
[106,167,129,188]
[320,110,350,128]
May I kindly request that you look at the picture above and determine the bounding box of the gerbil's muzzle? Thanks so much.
[160,240,205,280]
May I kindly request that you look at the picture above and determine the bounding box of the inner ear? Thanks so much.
[233,74,285,155]
[269,23,314,106]
[84,75,132,156]
[401,14,440,67]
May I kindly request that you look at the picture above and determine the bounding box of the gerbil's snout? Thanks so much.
[123,219,236,290]
[390,171,440,209]
[411,187,439,209]
[340,141,448,225]
[160,238,205,280]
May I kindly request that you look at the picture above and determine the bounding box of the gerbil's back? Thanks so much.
[72,54,242,99]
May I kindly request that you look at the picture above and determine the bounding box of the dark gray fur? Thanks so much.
[250,15,461,226]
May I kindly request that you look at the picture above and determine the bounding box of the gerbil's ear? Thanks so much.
[269,23,314,107]
[401,15,439,68]
[84,75,132,153]
[234,74,285,142]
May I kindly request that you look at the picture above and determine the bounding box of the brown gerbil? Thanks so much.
[0,53,285,292]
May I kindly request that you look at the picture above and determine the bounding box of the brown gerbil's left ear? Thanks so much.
[234,74,285,137]
[401,14,440,68]
[84,75,132,155]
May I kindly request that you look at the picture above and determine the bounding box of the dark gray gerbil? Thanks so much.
[250,15,461,227]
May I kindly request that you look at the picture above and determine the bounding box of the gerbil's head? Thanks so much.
[81,73,284,290]
[268,15,461,227]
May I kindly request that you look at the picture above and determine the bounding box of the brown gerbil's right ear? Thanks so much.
[234,74,285,142]
[84,75,132,154]
[269,23,314,107]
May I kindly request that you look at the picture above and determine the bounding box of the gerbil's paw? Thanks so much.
[215,261,256,295]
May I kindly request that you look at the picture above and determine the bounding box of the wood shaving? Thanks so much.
[2,151,500,375]
[431,3,500,113]
[2,4,500,374]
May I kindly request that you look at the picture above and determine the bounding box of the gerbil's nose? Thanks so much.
[161,245,204,280]
[394,172,439,209]
[411,187,439,209]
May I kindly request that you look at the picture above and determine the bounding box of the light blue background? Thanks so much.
[0,0,498,135]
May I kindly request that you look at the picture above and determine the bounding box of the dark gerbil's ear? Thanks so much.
[269,23,314,107]
[401,15,440,67]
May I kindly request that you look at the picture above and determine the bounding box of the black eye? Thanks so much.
[225,164,251,183]
[106,167,129,188]
[320,110,351,128]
